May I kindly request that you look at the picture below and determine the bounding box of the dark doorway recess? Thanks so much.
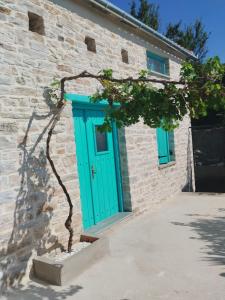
[192,126,225,193]
[192,110,225,193]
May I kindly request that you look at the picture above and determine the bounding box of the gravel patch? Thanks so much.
[45,242,91,262]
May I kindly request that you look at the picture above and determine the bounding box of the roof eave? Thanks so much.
[86,0,198,61]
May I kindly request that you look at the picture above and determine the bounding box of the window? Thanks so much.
[95,126,108,152]
[85,36,96,53]
[147,51,169,76]
[121,49,129,64]
[28,12,45,35]
[156,128,175,164]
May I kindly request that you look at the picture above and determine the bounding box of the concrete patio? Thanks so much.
[4,193,225,300]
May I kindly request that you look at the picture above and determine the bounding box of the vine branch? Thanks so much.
[48,70,180,253]
[61,70,185,85]
[46,101,74,253]
[46,59,225,252]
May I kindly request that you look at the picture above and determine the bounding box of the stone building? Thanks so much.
[0,0,195,289]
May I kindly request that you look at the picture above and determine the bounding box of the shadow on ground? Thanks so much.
[172,213,225,274]
[2,284,82,300]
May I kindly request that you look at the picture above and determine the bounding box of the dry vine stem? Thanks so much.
[46,70,184,252]
[46,102,75,253]
[61,70,184,86]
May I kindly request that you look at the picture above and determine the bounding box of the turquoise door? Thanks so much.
[73,107,120,230]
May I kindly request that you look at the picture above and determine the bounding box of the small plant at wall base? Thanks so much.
[47,56,225,252]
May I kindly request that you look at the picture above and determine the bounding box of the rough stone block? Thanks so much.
[0,6,11,15]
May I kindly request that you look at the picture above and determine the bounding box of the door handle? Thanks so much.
[91,165,96,178]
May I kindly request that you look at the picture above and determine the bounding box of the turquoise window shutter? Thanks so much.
[156,128,169,164]
[156,128,176,165]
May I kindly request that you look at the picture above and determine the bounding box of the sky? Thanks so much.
[109,0,225,62]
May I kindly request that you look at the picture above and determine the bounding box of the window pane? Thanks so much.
[149,58,165,74]
[95,126,108,152]
[153,59,162,73]
[147,52,169,75]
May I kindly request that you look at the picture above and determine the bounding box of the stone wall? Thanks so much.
[0,0,193,290]
[119,117,190,214]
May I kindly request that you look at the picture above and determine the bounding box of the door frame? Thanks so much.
[66,93,124,224]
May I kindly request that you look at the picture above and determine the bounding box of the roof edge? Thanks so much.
[87,0,198,60]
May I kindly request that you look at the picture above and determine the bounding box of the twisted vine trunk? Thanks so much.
[44,69,222,253]
[46,81,74,252]
[45,72,183,253]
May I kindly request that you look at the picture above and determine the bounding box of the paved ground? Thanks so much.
[4,193,225,300]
